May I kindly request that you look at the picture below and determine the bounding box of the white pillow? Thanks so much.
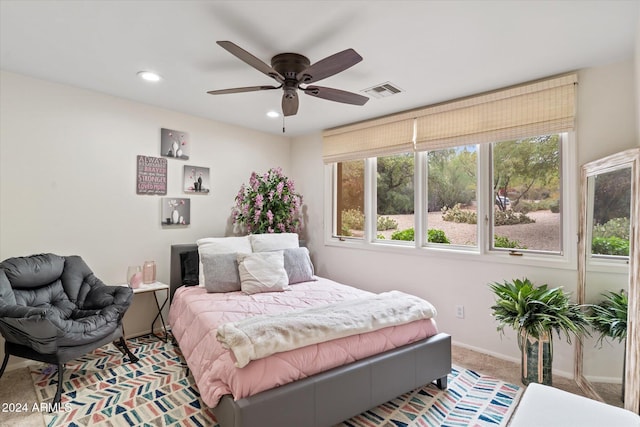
[249,233,299,252]
[237,251,289,295]
[196,236,252,286]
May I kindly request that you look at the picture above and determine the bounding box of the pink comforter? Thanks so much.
[168,277,439,407]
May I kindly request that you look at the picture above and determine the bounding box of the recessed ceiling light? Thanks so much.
[137,71,162,82]
[266,111,280,118]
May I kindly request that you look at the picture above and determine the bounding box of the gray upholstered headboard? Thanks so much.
[170,243,197,301]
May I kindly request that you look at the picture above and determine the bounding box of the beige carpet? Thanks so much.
[0,344,590,427]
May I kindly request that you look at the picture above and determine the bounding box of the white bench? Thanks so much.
[509,383,640,427]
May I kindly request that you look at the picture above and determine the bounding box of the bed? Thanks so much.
[169,240,451,427]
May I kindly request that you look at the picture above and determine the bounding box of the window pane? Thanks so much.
[376,153,414,242]
[590,167,631,258]
[427,145,478,246]
[335,160,365,238]
[492,134,561,252]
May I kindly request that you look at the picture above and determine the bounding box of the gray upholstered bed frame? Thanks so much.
[170,244,452,427]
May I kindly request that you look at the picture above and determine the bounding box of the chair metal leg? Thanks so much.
[116,337,139,363]
[53,363,64,405]
[0,352,9,379]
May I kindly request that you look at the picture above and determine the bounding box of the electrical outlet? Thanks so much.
[455,305,465,319]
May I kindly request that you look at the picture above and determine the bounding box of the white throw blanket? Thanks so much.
[216,290,437,368]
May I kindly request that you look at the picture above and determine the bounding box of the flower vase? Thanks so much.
[142,260,156,284]
[172,209,179,224]
[172,141,179,157]
[127,266,142,288]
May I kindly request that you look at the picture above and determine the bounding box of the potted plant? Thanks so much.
[233,167,303,234]
[489,278,590,385]
[588,289,628,396]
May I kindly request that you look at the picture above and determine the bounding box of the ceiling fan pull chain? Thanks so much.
[282,115,286,134]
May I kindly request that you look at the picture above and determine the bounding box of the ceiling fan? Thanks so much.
[207,41,369,117]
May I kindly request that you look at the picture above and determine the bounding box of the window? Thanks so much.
[376,153,415,242]
[324,73,577,265]
[427,145,478,247]
[334,160,365,239]
[491,134,562,253]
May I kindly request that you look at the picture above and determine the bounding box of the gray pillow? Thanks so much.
[202,253,241,293]
[283,247,316,285]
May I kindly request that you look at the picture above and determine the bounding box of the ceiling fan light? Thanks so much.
[137,71,162,82]
[266,111,280,118]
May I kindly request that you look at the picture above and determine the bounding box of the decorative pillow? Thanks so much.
[202,253,241,293]
[282,247,316,285]
[237,251,289,295]
[179,250,200,286]
[249,233,299,252]
[196,236,252,286]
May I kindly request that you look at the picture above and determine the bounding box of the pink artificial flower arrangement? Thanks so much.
[234,167,303,234]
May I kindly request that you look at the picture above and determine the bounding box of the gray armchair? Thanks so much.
[0,253,138,404]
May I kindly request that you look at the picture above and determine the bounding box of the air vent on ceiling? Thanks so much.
[362,82,403,99]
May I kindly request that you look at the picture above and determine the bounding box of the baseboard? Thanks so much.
[3,358,38,373]
[452,339,520,363]
[452,340,574,379]
[585,374,623,384]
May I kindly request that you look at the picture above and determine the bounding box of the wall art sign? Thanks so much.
[183,165,210,193]
[162,198,191,225]
[136,155,167,195]
[161,128,189,160]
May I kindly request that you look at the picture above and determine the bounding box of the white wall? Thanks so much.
[291,59,639,377]
[0,71,291,369]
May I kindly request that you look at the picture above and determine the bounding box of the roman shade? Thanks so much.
[322,73,577,162]
[414,73,577,151]
[322,116,415,163]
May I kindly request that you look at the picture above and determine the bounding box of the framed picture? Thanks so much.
[136,155,167,195]
[161,128,189,160]
[183,165,210,193]
[162,198,190,225]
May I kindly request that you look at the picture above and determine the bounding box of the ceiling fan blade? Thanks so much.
[207,85,279,95]
[303,86,369,105]
[217,41,284,82]
[296,48,363,84]
[282,92,299,116]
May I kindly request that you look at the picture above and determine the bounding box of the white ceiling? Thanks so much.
[1,1,638,136]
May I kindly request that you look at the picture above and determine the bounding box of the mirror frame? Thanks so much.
[576,147,640,413]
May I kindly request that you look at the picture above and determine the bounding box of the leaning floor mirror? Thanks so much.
[576,147,640,414]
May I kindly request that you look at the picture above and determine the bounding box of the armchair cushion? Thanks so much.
[1,254,65,289]
[0,270,16,305]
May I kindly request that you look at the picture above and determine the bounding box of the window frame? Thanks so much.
[324,132,578,269]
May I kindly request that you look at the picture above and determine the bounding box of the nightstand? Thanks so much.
[124,282,170,342]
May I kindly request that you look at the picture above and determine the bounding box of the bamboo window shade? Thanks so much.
[322,116,415,163]
[322,73,577,163]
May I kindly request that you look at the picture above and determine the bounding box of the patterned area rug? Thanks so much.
[31,335,522,427]
[337,367,522,427]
